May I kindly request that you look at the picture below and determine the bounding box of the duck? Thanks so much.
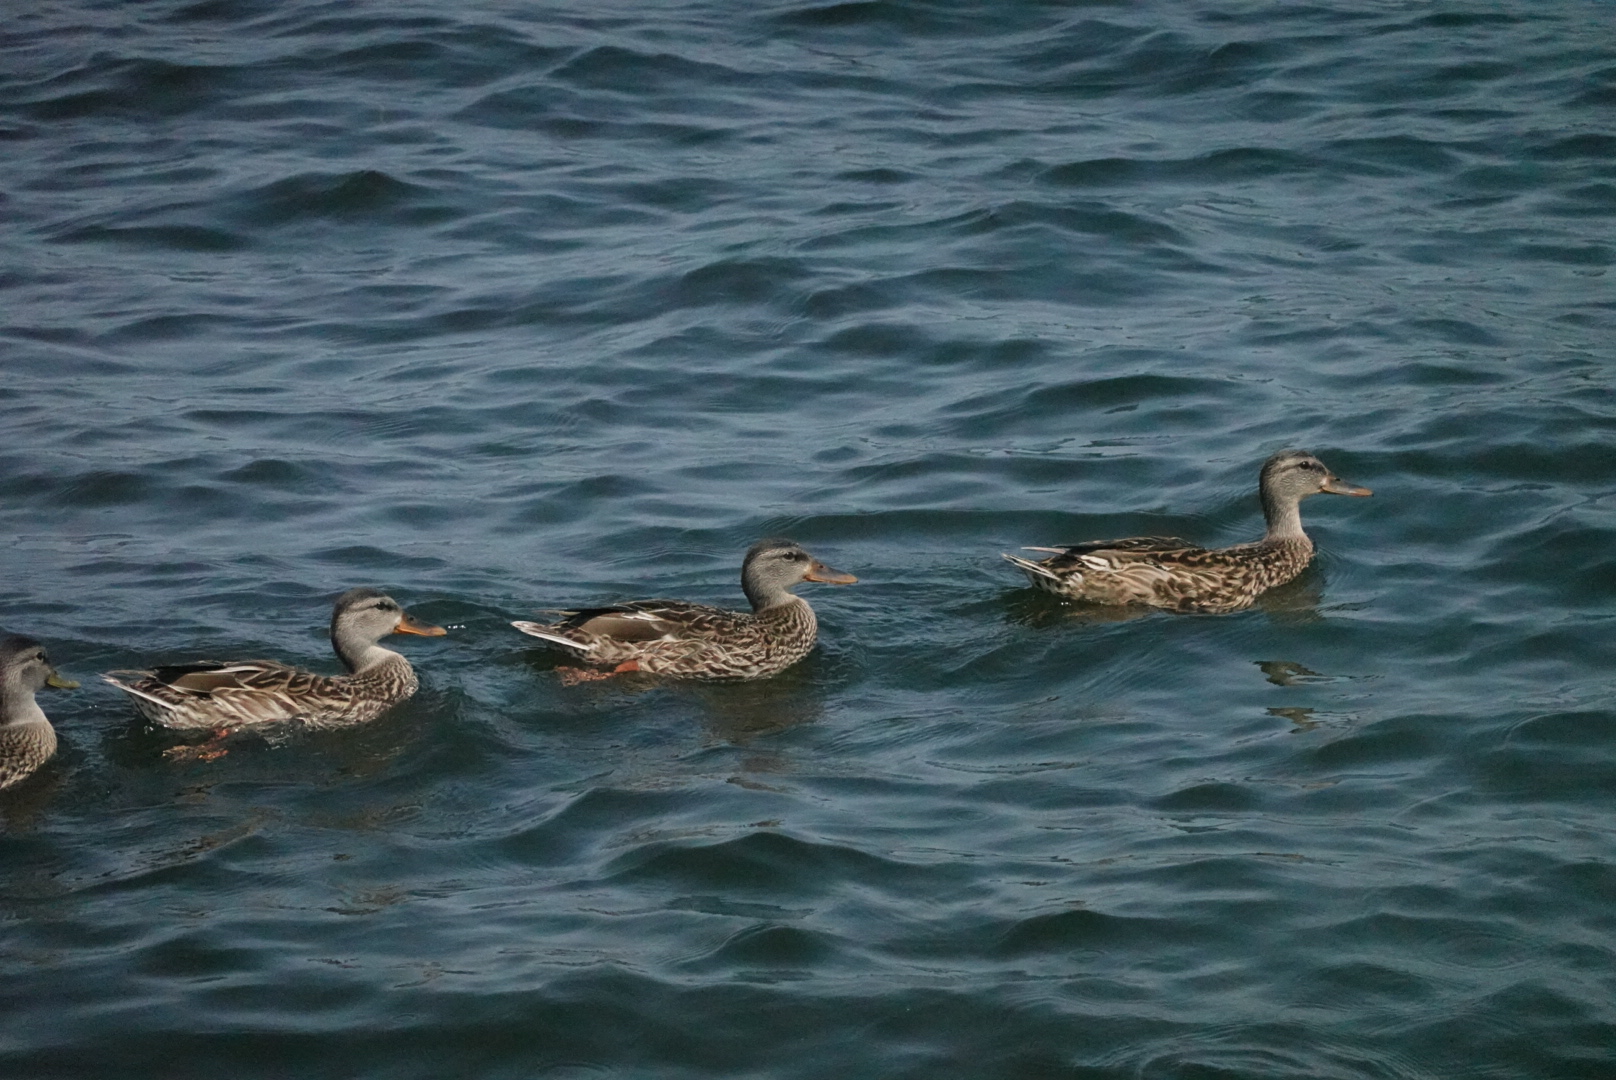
[513,538,857,681]
[0,635,77,790]
[1003,449,1371,613]
[104,587,447,734]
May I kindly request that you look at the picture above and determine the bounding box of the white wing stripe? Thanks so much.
[511,622,596,652]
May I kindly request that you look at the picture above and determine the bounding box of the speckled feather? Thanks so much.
[0,720,57,791]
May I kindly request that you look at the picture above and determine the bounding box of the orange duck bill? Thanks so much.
[1321,476,1372,496]
[394,612,449,636]
[804,560,858,585]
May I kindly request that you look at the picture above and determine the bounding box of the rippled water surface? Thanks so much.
[4,1,1615,1076]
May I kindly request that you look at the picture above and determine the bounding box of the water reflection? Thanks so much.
[102,698,430,780]
[1256,660,1328,687]
[688,669,827,748]
[1267,705,1320,732]
[1251,573,1325,623]
[999,589,1156,629]
[0,765,66,830]
[1266,705,1358,733]
[515,640,828,750]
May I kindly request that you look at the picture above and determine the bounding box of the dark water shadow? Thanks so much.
[513,642,827,753]
[1252,572,1326,623]
[686,666,827,748]
[1256,659,1329,686]
[98,696,435,782]
[998,589,1158,630]
[0,764,69,830]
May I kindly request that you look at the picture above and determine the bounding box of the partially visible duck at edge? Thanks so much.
[1004,449,1372,614]
[104,588,447,757]
[0,634,77,791]
[513,537,857,682]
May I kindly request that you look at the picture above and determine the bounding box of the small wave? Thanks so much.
[991,905,1198,957]
[309,545,446,571]
[550,45,754,93]
[228,169,456,228]
[604,829,943,895]
[772,0,1007,36]
[654,257,811,311]
[1041,148,1318,188]
[1153,781,1263,813]
[54,224,248,252]
[20,58,239,121]
[678,922,846,976]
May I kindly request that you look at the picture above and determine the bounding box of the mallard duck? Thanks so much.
[0,635,77,790]
[513,538,857,681]
[1004,449,1371,613]
[104,588,446,733]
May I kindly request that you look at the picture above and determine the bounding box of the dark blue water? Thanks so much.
[3,2,1615,1077]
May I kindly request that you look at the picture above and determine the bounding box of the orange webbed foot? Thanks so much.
[164,727,233,762]
[556,663,638,686]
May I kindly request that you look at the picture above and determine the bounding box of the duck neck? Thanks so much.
[1260,488,1308,543]
[762,592,811,617]
[0,683,45,728]
[332,631,400,675]
[743,577,799,614]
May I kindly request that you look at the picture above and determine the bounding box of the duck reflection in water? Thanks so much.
[517,645,829,748]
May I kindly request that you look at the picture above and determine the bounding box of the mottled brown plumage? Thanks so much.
[0,635,77,790]
[1004,450,1371,613]
[103,588,446,731]
[513,539,857,680]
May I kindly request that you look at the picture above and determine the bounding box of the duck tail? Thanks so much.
[100,672,176,712]
[511,622,594,655]
[1001,551,1060,582]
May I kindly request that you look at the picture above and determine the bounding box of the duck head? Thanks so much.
[740,539,857,611]
[330,588,447,672]
[0,635,76,717]
[1258,451,1371,538]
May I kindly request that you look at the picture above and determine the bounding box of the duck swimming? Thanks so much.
[1004,450,1371,614]
[0,635,77,790]
[104,587,446,733]
[513,538,857,681]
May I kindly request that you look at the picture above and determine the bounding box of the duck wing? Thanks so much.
[146,659,305,694]
[555,600,746,642]
[1023,535,1201,571]
[104,658,358,729]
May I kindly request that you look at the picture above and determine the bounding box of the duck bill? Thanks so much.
[394,612,449,637]
[804,561,858,585]
[1321,477,1373,496]
[45,669,79,690]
